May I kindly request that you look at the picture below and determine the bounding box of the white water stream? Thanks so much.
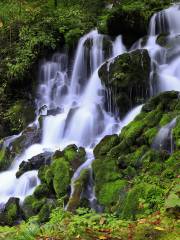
[1,4,180,207]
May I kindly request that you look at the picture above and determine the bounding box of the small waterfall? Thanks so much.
[145,4,180,94]
[152,118,176,153]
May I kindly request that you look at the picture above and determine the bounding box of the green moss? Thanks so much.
[120,183,164,220]
[23,195,46,219]
[99,180,127,207]
[164,152,180,176]
[99,49,150,118]
[38,166,53,187]
[165,180,180,218]
[144,127,159,145]
[0,149,6,170]
[5,204,18,226]
[160,113,174,126]
[94,134,119,158]
[38,201,56,223]
[0,147,13,171]
[34,184,50,199]
[144,109,163,128]
[121,121,145,146]
[173,117,180,149]
[63,145,77,161]
[51,157,71,198]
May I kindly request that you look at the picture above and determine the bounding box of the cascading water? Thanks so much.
[144,4,180,94]
[0,30,141,207]
[2,4,180,208]
[152,118,177,153]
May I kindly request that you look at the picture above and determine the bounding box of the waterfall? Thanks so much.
[2,4,180,208]
[0,30,141,207]
[145,4,180,93]
[152,118,177,153]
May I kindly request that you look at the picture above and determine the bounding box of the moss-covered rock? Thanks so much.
[98,49,151,118]
[22,195,46,219]
[92,91,180,218]
[66,169,89,212]
[0,198,21,226]
[0,146,13,171]
[38,199,57,223]
[16,152,52,178]
[10,125,42,156]
[51,157,71,198]
[34,183,51,199]
[22,144,86,221]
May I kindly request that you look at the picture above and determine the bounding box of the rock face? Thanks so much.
[16,152,53,178]
[98,49,151,118]
[92,91,180,219]
[10,124,42,156]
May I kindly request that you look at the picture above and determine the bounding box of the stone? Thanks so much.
[16,151,52,178]
[98,49,151,118]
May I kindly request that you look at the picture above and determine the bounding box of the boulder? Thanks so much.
[99,49,151,118]
[16,151,52,178]
[10,124,42,156]
[0,198,21,226]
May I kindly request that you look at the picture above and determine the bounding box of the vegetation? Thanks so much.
[0,208,179,240]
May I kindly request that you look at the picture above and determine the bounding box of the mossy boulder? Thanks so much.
[51,157,71,198]
[119,183,164,220]
[22,144,87,221]
[0,198,21,226]
[38,199,57,223]
[98,49,151,118]
[22,195,46,219]
[34,183,51,199]
[63,145,86,172]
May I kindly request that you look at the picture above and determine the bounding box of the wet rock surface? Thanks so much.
[99,49,151,118]
[16,152,53,178]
